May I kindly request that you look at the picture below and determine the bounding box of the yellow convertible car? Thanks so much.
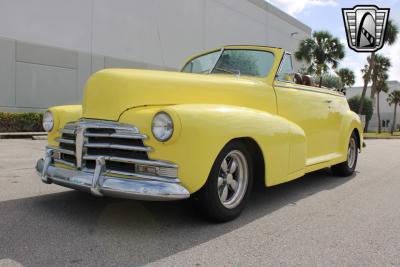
[36,45,363,221]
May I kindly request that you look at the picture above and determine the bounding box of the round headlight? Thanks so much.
[42,111,54,132]
[152,112,174,142]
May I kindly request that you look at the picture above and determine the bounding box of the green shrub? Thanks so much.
[313,73,343,90]
[348,95,374,132]
[0,112,44,132]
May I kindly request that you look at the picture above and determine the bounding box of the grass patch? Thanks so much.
[0,112,43,132]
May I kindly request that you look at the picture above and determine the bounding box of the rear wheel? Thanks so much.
[194,141,253,222]
[331,132,358,177]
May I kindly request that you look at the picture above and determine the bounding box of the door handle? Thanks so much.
[324,100,332,104]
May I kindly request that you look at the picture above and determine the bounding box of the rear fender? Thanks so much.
[339,111,363,155]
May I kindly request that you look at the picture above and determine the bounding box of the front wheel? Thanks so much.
[331,132,358,177]
[193,141,253,222]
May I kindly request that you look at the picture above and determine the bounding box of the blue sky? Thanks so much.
[267,0,400,86]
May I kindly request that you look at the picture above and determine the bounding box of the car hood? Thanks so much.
[82,68,265,121]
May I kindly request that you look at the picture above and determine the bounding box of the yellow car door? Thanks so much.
[319,90,348,157]
[273,54,333,170]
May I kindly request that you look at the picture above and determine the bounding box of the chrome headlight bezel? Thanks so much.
[151,112,174,142]
[42,111,54,132]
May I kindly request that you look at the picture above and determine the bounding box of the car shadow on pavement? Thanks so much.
[0,168,355,266]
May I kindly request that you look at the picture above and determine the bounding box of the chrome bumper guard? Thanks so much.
[36,149,190,201]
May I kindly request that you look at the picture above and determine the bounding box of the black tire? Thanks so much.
[193,141,254,222]
[331,132,358,177]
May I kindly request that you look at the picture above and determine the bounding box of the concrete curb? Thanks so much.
[0,132,47,139]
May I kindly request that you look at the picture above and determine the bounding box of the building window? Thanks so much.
[382,120,386,127]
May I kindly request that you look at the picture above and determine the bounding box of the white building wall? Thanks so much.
[346,81,400,131]
[0,0,311,111]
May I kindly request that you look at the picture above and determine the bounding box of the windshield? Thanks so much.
[182,49,274,77]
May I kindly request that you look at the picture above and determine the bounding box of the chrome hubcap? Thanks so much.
[217,150,248,209]
[347,137,357,169]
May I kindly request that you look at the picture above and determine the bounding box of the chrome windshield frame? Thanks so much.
[182,47,276,78]
[208,47,224,74]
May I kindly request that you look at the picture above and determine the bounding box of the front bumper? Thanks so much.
[35,150,190,201]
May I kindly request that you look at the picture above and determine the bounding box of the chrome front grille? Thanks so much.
[55,129,77,167]
[50,120,178,181]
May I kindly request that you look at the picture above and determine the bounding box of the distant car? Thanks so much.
[36,45,363,222]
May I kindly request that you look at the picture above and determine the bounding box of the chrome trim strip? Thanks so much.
[64,119,140,133]
[55,138,75,144]
[274,83,344,97]
[84,143,152,152]
[59,128,75,135]
[54,158,76,167]
[84,132,147,140]
[47,146,75,156]
[112,133,147,139]
[76,119,140,133]
[83,155,178,168]
[75,127,85,169]
[105,170,180,183]
[157,167,178,178]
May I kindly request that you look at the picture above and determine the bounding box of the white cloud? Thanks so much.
[266,0,338,16]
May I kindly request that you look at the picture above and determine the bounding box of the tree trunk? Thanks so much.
[319,76,322,88]
[369,87,374,99]
[377,92,381,133]
[391,104,397,135]
[370,79,377,99]
[358,52,376,115]
[365,120,369,132]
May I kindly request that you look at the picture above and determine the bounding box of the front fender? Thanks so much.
[120,104,306,193]
[47,105,82,146]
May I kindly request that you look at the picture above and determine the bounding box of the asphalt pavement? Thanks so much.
[0,139,399,267]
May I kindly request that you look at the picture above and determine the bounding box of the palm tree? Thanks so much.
[336,68,355,93]
[387,90,400,134]
[369,55,391,99]
[358,19,399,115]
[361,63,373,131]
[375,74,389,133]
[361,63,371,85]
[361,55,391,132]
[295,31,345,87]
